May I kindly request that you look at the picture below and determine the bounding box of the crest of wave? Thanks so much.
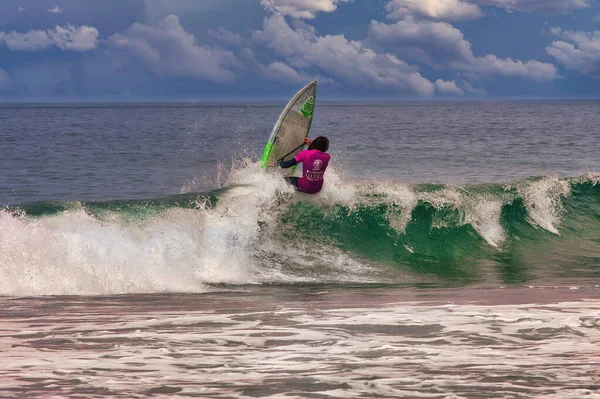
[514,177,571,235]
[362,182,506,248]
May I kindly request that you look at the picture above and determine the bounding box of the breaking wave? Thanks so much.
[2,162,600,296]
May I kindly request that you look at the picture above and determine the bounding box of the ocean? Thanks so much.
[1,101,599,398]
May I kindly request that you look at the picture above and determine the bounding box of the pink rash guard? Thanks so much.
[294,149,331,194]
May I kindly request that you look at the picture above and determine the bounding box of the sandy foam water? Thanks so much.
[1,286,598,399]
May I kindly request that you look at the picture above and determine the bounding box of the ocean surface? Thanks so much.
[1,100,599,398]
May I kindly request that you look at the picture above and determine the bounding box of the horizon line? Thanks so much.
[1,96,600,104]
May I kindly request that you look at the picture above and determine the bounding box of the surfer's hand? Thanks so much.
[304,138,311,146]
[268,161,275,167]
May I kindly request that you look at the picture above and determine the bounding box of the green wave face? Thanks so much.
[10,192,220,220]
[278,179,600,284]
[281,201,491,283]
[5,177,600,287]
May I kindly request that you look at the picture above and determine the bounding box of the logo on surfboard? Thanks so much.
[300,96,314,118]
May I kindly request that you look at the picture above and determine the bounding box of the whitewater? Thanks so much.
[1,101,599,398]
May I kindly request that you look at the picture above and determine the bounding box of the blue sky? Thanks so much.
[0,0,599,100]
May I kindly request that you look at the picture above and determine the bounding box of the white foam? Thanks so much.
[571,171,600,186]
[420,188,506,247]
[367,183,419,233]
[516,177,570,235]
[463,197,505,248]
[0,208,211,296]
[291,166,358,208]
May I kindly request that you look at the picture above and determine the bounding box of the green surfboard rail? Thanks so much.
[261,141,275,168]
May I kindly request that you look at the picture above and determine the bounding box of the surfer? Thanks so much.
[270,136,330,194]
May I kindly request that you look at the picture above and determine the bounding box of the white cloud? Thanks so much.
[460,78,486,94]
[473,0,590,13]
[385,0,589,21]
[471,55,559,81]
[260,0,352,19]
[18,6,25,13]
[108,15,240,83]
[386,0,482,21]
[0,25,99,51]
[208,26,244,47]
[435,79,464,95]
[143,1,230,22]
[47,5,62,14]
[543,24,563,37]
[239,47,331,85]
[546,28,600,77]
[369,18,473,65]
[369,18,559,82]
[252,14,436,95]
[0,69,12,91]
[262,61,311,83]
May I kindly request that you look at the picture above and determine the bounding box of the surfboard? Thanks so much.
[260,81,317,174]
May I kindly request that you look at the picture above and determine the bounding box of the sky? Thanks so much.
[0,0,599,100]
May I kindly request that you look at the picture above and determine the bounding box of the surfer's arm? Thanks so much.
[277,158,298,168]
[269,149,306,168]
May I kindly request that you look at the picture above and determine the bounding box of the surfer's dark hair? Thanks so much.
[309,136,329,152]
